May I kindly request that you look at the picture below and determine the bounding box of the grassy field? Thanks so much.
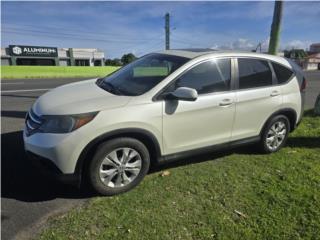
[39,111,320,240]
[1,66,119,79]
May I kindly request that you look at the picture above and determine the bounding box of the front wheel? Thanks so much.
[259,115,290,153]
[88,137,150,196]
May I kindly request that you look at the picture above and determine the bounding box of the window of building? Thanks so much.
[94,60,102,66]
[167,59,231,94]
[238,58,273,89]
[75,59,90,66]
[16,58,55,66]
[271,62,293,84]
[59,59,70,66]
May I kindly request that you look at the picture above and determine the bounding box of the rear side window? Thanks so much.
[167,59,231,94]
[238,58,273,89]
[271,62,294,84]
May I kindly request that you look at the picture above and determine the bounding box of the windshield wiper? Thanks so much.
[97,80,123,95]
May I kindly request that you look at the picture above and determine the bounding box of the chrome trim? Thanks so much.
[26,120,35,130]
[29,110,42,124]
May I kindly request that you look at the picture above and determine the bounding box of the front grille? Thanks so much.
[25,109,43,136]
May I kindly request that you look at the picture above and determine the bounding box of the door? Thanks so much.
[161,58,236,155]
[231,58,283,141]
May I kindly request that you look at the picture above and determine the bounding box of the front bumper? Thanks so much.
[26,151,80,185]
[23,128,85,175]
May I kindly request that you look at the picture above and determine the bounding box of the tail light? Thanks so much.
[300,77,307,92]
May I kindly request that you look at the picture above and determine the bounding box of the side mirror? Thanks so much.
[165,87,198,101]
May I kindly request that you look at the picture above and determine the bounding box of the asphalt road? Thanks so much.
[1,72,320,240]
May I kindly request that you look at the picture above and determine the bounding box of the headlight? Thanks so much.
[39,112,98,133]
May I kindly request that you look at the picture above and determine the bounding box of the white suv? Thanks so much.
[24,49,306,195]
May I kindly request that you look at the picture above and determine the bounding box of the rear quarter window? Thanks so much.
[271,62,294,84]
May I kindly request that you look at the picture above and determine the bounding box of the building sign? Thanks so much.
[9,45,58,57]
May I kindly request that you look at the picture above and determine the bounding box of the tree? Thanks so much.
[112,58,122,66]
[121,53,136,65]
[268,1,283,55]
[105,58,122,66]
[105,59,113,66]
[284,49,307,59]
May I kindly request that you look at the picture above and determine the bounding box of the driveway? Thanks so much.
[1,71,319,240]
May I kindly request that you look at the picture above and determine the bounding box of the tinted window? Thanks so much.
[167,59,231,94]
[272,62,293,84]
[99,54,189,96]
[238,59,273,89]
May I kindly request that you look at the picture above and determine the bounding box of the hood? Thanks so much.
[33,79,132,115]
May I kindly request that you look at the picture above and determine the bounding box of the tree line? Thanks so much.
[105,53,136,66]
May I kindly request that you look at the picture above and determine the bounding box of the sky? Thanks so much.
[1,1,320,58]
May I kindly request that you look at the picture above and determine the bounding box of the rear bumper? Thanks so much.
[26,151,80,186]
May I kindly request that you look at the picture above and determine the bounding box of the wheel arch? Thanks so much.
[260,108,297,136]
[74,128,162,184]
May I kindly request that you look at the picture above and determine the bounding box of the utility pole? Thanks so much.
[268,0,283,55]
[165,13,170,50]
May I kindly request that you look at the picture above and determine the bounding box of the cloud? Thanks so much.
[212,38,312,52]
[210,38,256,51]
[231,38,255,50]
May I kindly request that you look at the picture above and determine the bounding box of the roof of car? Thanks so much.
[156,49,216,58]
[156,48,273,59]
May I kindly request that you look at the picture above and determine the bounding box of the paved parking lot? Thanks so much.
[1,71,319,240]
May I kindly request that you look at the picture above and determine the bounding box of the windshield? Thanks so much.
[97,53,189,96]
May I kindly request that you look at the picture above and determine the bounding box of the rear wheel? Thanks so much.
[88,137,150,196]
[259,115,290,153]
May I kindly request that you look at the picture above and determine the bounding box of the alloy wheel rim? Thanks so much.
[266,121,287,151]
[99,147,142,188]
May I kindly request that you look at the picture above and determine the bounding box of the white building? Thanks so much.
[310,43,320,53]
[1,45,105,66]
[303,53,320,70]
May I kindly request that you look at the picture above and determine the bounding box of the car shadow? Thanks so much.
[2,130,318,202]
[148,142,270,174]
[150,136,320,173]
[1,111,27,119]
[1,94,38,99]
[1,131,92,202]
[287,136,320,149]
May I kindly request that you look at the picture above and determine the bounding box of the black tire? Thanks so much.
[88,137,150,196]
[259,115,290,154]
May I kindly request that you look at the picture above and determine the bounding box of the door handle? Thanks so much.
[270,90,280,97]
[219,99,233,106]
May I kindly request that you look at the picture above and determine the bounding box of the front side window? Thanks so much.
[98,54,189,96]
[238,58,273,89]
[166,59,231,94]
[271,62,293,84]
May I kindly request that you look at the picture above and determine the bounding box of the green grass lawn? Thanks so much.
[39,111,320,240]
[1,66,119,79]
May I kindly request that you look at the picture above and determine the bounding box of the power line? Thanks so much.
[135,39,164,56]
[3,29,164,58]
[2,27,161,43]
[2,29,160,45]
[3,23,162,41]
